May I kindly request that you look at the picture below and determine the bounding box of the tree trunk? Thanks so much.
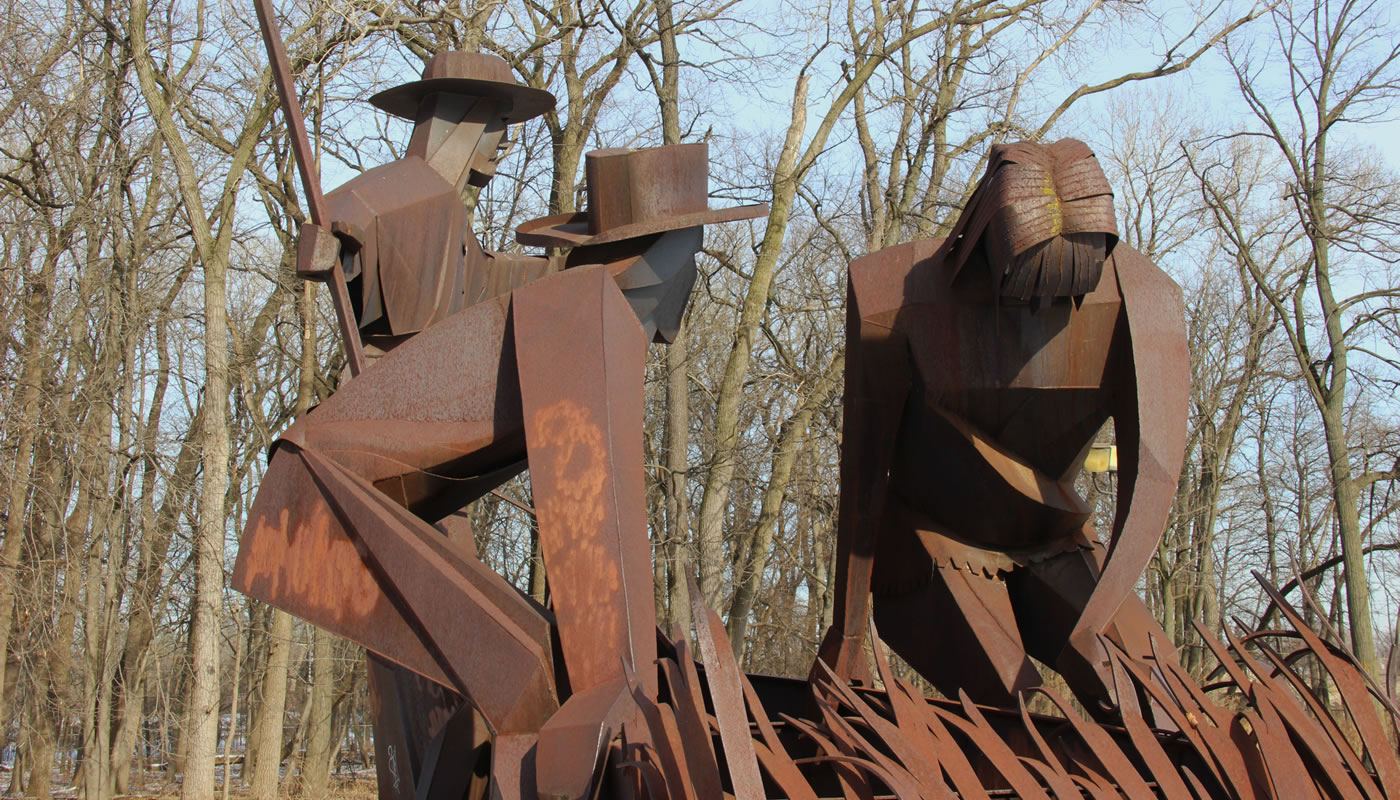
[249,268,320,800]
[29,694,57,800]
[0,239,63,741]
[1200,0,1394,681]
[284,668,315,783]
[728,353,843,653]
[131,1,232,795]
[652,0,693,637]
[299,629,335,800]
[221,612,247,800]
[1324,410,1376,674]
[248,609,293,800]
[129,1,270,794]
[663,325,694,637]
[109,314,189,797]
[695,73,810,608]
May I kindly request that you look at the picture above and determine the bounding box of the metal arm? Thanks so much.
[1065,247,1188,664]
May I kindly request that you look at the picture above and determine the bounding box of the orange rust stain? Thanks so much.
[528,399,624,682]
[242,497,380,624]
[530,399,609,535]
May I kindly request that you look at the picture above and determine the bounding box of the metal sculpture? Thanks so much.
[816,139,1190,718]
[249,12,559,792]
[676,573,1400,799]
[233,12,1398,794]
[313,51,555,354]
[235,11,766,798]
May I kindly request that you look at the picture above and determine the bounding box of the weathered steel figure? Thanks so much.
[228,19,1399,787]
[817,139,1189,716]
[232,39,765,799]
[228,17,1398,792]
[302,51,555,354]
[289,49,557,800]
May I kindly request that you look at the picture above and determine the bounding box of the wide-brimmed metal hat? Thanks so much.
[370,51,556,124]
[515,143,768,248]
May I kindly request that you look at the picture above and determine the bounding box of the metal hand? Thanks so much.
[252,0,367,376]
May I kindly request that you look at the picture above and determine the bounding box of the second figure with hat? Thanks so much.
[234,49,768,800]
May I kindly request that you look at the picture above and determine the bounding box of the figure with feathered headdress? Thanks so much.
[817,139,1189,722]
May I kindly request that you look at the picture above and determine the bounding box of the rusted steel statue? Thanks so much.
[236,8,765,798]
[295,47,556,799]
[311,51,555,354]
[817,139,1190,716]
[233,8,1400,795]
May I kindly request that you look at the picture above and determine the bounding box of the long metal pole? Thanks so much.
[252,0,367,377]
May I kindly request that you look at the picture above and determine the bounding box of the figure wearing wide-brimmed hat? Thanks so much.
[281,54,562,800]
[519,143,765,341]
[298,52,557,351]
[238,46,769,799]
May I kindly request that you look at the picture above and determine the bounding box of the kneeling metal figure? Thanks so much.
[817,139,1188,718]
[234,12,765,799]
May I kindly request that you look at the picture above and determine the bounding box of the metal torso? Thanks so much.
[325,156,467,336]
[851,241,1124,562]
[312,157,551,516]
[324,155,549,347]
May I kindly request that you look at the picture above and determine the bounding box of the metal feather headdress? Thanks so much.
[943,139,1118,300]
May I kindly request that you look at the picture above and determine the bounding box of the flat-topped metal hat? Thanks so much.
[370,51,556,124]
[515,143,768,248]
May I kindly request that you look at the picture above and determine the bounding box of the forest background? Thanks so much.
[0,0,1397,798]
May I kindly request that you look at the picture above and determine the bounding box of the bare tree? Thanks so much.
[1191,0,1400,677]
[129,0,280,793]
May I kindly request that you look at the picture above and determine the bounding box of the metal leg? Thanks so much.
[367,654,468,800]
[873,566,1041,706]
[235,269,665,799]
[512,266,656,798]
[1010,543,1174,721]
[513,265,657,700]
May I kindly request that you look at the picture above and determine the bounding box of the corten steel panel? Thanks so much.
[233,443,560,733]
[687,578,765,800]
[235,130,775,797]
[323,156,471,336]
[412,700,492,800]
[1069,244,1190,654]
[297,447,559,734]
[369,51,556,124]
[516,144,765,249]
[273,294,526,519]
[233,447,452,687]
[366,654,469,800]
[585,148,643,234]
[584,144,709,233]
[514,264,656,701]
[534,682,639,800]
